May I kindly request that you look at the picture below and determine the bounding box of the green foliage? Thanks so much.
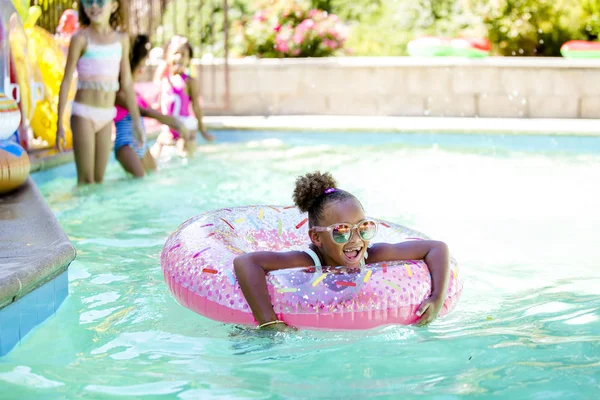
[132,0,600,57]
[159,0,251,57]
[580,0,600,40]
[481,0,586,56]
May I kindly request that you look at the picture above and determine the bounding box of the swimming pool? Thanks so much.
[2,130,599,398]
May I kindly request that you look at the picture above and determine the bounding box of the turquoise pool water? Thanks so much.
[2,130,600,398]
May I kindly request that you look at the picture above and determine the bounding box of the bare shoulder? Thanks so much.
[70,30,88,46]
[185,74,198,86]
[185,75,199,96]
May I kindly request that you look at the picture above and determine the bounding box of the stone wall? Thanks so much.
[145,57,600,118]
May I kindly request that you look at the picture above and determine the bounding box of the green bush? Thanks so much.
[327,0,486,56]
[157,0,600,58]
[481,0,586,56]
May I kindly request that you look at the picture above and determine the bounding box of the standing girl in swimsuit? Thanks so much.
[56,0,144,185]
[151,35,214,159]
[113,34,191,177]
[234,171,451,330]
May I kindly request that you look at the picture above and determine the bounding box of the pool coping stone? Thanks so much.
[0,178,76,356]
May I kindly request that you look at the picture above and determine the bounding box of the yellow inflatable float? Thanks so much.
[9,4,75,149]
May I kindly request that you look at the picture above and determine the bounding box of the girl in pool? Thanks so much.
[234,171,451,331]
[113,34,191,177]
[150,35,214,159]
[56,0,144,185]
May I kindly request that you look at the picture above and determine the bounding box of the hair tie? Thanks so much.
[324,188,336,194]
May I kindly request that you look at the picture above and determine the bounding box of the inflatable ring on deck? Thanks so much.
[560,40,600,59]
[0,94,21,140]
[408,36,491,58]
[161,206,463,330]
[0,140,30,194]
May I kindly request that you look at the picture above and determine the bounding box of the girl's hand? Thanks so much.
[258,321,297,332]
[133,122,146,148]
[415,294,444,326]
[56,125,67,152]
[200,128,215,142]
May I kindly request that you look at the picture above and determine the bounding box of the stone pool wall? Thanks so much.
[143,57,600,119]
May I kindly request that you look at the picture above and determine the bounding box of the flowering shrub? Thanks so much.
[238,0,348,57]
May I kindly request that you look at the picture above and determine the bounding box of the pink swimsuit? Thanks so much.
[114,93,148,123]
[160,73,192,140]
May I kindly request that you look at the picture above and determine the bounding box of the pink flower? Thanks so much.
[292,29,305,45]
[253,11,266,22]
[273,24,281,32]
[275,38,289,53]
[323,39,337,50]
[297,19,315,33]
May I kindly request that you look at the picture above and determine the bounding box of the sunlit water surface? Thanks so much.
[1,130,599,398]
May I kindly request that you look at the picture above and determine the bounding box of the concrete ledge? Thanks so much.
[142,56,600,118]
[29,149,74,173]
[0,178,76,310]
[202,115,600,136]
[0,178,75,355]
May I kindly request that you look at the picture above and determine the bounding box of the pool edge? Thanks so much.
[0,179,76,357]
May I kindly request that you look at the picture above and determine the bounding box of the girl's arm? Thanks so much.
[119,34,145,145]
[234,251,312,326]
[187,76,214,141]
[141,107,189,137]
[115,91,190,138]
[56,32,85,150]
[369,240,450,326]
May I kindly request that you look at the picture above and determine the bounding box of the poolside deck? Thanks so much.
[0,179,76,356]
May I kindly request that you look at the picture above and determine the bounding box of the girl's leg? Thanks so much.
[71,115,96,185]
[150,141,163,158]
[116,146,145,177]
[141,149,157,172]
[150,129,172,158]
[184,134,196,158]
[94,123,113,183]
[175,138,187,157]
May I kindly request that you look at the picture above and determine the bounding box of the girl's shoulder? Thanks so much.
[71,29,88,43]
[117,31,129,44]
[68,30,89,53]
[183,73,197,84]
[184,74,198,93]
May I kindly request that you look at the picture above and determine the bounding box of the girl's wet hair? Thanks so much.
[130,34,150,71]
[293,171,358,227]
[78,0,128,31]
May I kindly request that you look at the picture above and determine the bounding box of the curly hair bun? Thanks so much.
[292,171,337,213]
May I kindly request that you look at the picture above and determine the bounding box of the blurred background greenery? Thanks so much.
[34,0,600,57]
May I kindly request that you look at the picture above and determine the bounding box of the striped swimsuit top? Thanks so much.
[76,31,122,92]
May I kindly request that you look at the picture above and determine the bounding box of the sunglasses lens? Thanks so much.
[331,224,351,243]
[83,0,107,7]
[358,220,377,240]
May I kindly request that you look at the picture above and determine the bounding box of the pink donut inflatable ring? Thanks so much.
[161,206,463,330]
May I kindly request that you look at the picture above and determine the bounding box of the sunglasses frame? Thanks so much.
[82,0,110,7]
[311,219,378,244]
